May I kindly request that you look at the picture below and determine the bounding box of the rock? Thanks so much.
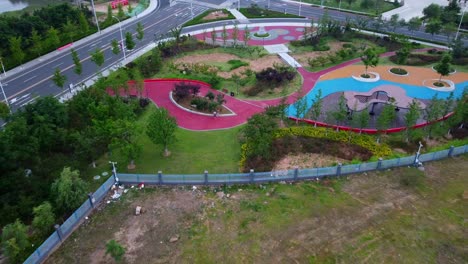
[226,194,230,198]
[266,192,270,196]
[169,235,179,243]
[417,166,425,171]
[216,191,225,199]
[463,190,468,200]
[135,206,142,215]
[327,187,335,193]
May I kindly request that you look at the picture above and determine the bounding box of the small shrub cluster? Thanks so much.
[245,65,296,96]
[190,92,226,112]
[227,59,249,70]
[307,46,357,68]
[390,68,408,75]
[172,82,200,102]
[389,53,441,66]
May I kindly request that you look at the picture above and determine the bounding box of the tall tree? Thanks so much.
[117,3,125,19]
[293,89,308,125]
[389,14,400,33]
[136,22,144,41]
[353,104,370,134]
[146,108,178,156]
[105,4,113,26]
[210,27,217,45]
[30,29,43,57]
[377,103,396,141]
[243,26,251,46]
[62,19,78,43]
[32,201,55,238]
[106,240,126,262]
[434,54,452,83]
[232,23,239,46]
[125,32,135,50]
[71,49,82,75]
[395,40,410,72]
[51,167,88,213]
[360,47,379,75]
[407,17,422,34]
[0,102,9,119]
[309,88,323,127]
[1,219,30,264]
[52,68,67,89]
[9,36,25,65]
[442,23,457,42]
[78,11,90,34]
[424,94,443,139]
[90,48,105,68]
[423,4,442,20]
[331,93,348,129]
[404,99,421,142]
[222,24,228,47]
[111,39,121,55]
[110,119,141,167]
[425,19,442,39]
[45,27,61,51]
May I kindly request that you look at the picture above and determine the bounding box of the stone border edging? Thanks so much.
[388,68,409,77]
[422,79,455,92]
[352,72,380,82]
[169,91,236,117]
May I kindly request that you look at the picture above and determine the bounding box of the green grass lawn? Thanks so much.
[302,0,398,15]
[183,9,235,27]
[239,7,304,18]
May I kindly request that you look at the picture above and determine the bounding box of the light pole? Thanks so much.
[455,4,467,40]
[339,0,342,11]
[0,80,11,113]
[299,0,302,16]
[268,0,270,9]
[190,0,194,19]
[113,16,127,61]
[90,0,101,34]
[238,0,240,10]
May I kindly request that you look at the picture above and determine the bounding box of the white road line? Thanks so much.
[55,62,63,67]
[23,75,37,83]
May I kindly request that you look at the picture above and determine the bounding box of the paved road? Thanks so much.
[1,0,466,113]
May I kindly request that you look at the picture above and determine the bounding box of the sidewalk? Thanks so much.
[227,8,249,23]
[1,0,159,80]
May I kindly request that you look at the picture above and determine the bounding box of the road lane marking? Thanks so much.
[23,75,37,83]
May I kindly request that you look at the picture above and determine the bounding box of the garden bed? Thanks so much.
[389,68,408,76]
[171,93,233,115]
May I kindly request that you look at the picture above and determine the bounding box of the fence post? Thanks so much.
[87,193,95,208]
[336,163,342,176]
[204,170,208,184]
[54,225,63,242]
[377,158,383,170]
[294,167,299,180]
[250,169,254,183]
[448,145,454,157]
[158,171,162,184]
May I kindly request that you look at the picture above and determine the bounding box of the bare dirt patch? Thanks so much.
[173,53,285,79]
[272,153,348,171]
[203,10,229,21]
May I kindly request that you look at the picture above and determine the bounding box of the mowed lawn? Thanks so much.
[124,104,242,174]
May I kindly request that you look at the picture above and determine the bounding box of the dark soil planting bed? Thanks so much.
[390,68,408,75]
[245,136,373,172]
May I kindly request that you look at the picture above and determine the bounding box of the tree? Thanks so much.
[309,88,323,126]
[132,68,144,98]
[78,11,89,34]
[222,24,228,47]
[127,2,134,14]
[51,167,88,213]
[30,29,43,57]
[346,0,355,7]
[111,39,121,55]
[125,32,135,50]
[231,73,240,94]
[1,219,30,264]
[136,22,144,41]
[52,68,67,89]
[71,49,82,75]
[389,14,400,33]
[331,93,348,129]
[106,240,126,262]
[395,41,410,71]
[32,201,55,238]
[45,27,61,50]
[210,27,217,45]
[442,23,457,42]
[293,89,308,124]
[105,4,113,26]
[110,119,141,167]
[242,113,278,159]
[0,102,9,119]
[90,48,105,68]
[353,105,370,134]
[425,19,442,39]
[377,103,396,141]
[434,54,452,83]
[146,108,178,156]
[424,94,443,139]
[404,100,421,142]
[360,47,379,75]
[62,19,78,43]
[407,17,422,34]
[232,23,239,46]
[423,4,442,20]
[9,36,25,65]
[243,26,251,46]
[117,3,125,19]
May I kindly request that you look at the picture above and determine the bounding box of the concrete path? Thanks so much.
[227,8,249,23]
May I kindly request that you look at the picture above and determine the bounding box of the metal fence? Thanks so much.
[24,176,116,264]
[118,145,468,185]
[23,144,467,263]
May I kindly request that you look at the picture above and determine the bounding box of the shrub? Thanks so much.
[228,59,249,70]
[390,68,408,75]
[205,91,215,101]
[342,43,354,49]
[173,82,200,101]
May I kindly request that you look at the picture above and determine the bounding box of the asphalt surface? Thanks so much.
[1,0,466,113]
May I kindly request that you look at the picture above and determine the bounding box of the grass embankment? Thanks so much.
[49,155,468,263]
[301,0,398,15]
[183,9,235,27]
[239,7,303,19]
[85,105,242,178]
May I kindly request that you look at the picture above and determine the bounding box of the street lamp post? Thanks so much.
[0,57,6,77]
[299,0,302,16]
[113,16,127,61]
[190,0,194,19]
[455,4,467,40]
[238,0,240,10]
[0,80,11,113]
[90,0,101,34]
[268,0,270,9]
